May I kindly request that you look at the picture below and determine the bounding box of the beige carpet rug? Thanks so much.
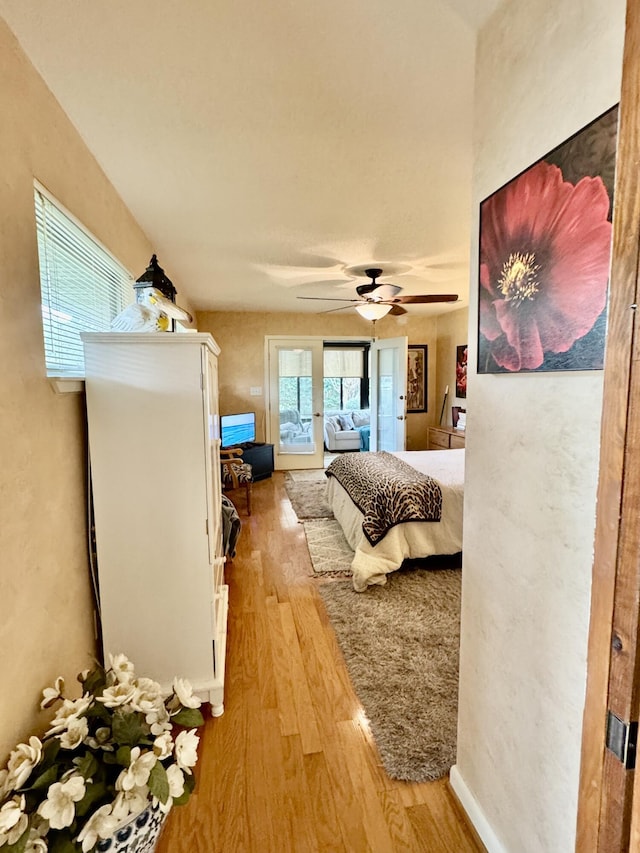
[284,473,333,519]
[303,518,353,575]
[318,566,461,782]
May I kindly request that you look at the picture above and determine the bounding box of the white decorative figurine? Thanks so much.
[111,285,192,332]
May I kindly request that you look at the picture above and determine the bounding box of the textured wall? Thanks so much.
[454,1,625,851]
[196,310,446,450]
[435,307,469,426]
[0,21,153,761]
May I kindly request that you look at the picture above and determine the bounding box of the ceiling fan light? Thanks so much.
[355,302,392,321]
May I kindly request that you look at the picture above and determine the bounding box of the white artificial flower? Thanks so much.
[77,804,119,853]
[0,769,9,799]
[166,764,185,798]
[97,681,136,708]
[24,832,48,853]
[84,726,113,751]
[146,703,171,736]
[117,748,157,792]
[59,716,89,750]
[130,677,163,714]
[37,775,86,830]
[0,795,26,835]
[108,653,135,683]
[153,732,173,760]
[172,678,202,710]
[0,799,28,847]
[174,730,199,774]
[46,697,92,735]
[6,737,43,789]
[40,676,65,709]
[111,785,149,822]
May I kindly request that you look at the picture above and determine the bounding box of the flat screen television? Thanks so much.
[220,412,256,447]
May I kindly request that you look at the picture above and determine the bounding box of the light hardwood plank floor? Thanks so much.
[156,472,484,853]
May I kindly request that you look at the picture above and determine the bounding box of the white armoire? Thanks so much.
[82,332,227,715]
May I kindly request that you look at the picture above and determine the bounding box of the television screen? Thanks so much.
[220,412,256,447]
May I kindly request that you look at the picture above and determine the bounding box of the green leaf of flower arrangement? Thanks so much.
[111,711,146,747]
[171,708,205,728]
[28,764,59,791]
[40,737,61,768]
[80,666,107,697]
[116,745,132,767]
[148,761,170,804]
[74,753,100,780]
[47,831,79,853]
[75,781,108,818]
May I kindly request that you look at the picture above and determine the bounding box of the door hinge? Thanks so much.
[606,710,638,769]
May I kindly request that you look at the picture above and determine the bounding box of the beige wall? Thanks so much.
[435,307,469,427]
[453,1,625,851]
[0,21,153,761]
[197,309,457,450]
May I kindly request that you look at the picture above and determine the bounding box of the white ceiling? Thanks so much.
[0,0,502,316]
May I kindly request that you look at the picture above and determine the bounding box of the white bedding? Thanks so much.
[326,449,464,591]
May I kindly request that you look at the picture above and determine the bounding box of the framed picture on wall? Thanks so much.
[407,345,427,413]
[477,104,618,374]
[456,345,467,398]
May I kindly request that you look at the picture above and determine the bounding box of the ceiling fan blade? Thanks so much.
[389,304,407,316]
[394,294,459,304]
[356,283,402,299]
[319,305,356,314]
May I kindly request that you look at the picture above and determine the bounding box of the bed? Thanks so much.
[325,449,464,591]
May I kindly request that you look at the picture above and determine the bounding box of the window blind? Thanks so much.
[278,348,312,377]
[34,187,133,376]
[323,348,364,378]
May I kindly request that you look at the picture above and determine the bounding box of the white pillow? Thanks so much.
[352,411,369,427]
[338,413,355,430]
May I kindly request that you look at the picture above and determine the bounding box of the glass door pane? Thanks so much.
[370,336,408,452]
[268,339,324,470]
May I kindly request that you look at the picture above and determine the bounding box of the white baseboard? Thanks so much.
[449,765,508,853]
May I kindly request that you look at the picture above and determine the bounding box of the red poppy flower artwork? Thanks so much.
[478,106,618,373]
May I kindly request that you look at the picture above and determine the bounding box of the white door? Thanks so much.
[370,336,408,452]
[267,339,325,470]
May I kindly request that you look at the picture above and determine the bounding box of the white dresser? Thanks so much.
[82,332,227,715]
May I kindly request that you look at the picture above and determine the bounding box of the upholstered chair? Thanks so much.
[220,448,253,515]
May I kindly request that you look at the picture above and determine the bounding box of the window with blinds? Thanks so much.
[323,345,368,411]
[34,186,134,376]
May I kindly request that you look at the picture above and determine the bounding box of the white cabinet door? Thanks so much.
[82,332,227,714]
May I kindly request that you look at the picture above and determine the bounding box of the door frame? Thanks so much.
[577,2,640,849]
[264,335,374,469]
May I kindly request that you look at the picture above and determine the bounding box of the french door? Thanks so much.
[267,338,325,470]
[266,335,408,469]
[370,336,408,452]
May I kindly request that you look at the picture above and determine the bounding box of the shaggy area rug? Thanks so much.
[318,567,461,782]
[303,518,353,575]
[284,474,333,519]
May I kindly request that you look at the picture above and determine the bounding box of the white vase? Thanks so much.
[95,800,168,852]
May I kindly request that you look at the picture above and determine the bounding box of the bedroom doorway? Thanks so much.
[266,334,408,469]
[267,338,325,470]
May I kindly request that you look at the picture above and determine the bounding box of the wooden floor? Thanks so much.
[156,472,484,853]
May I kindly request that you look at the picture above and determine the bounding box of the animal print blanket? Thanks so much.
[325,451,442,545]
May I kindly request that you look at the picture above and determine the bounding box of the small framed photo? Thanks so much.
[407,345,428,413]
[456,345,467,398]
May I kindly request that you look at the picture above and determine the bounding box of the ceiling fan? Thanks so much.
[296,268,458,319]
